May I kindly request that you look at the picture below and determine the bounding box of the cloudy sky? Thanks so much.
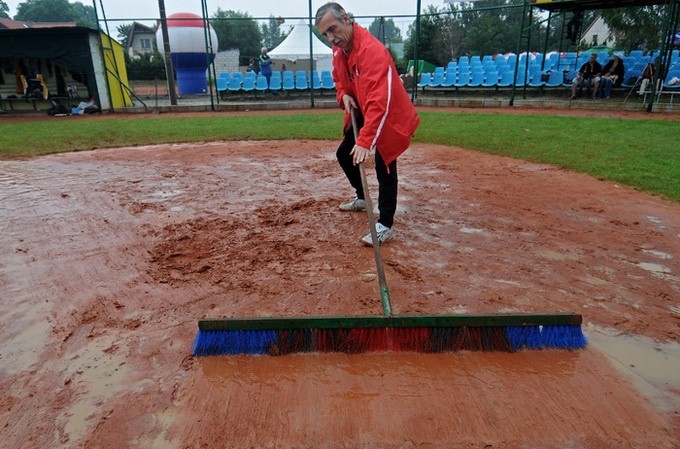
[4,0,447,22]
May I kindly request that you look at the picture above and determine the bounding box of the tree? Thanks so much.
[261,16,288,49]
[368,17,402,45]
[459,0,543,56]
[125,51,166,80]
[600,6,666,52]
[404,1,551,67]
[0,0,10,19]
[211,9,262,64]
[14,0,96,27]
[117,23,133,49]
[404,6,445,66]
[15,0,81,23]
[71,2,96,28]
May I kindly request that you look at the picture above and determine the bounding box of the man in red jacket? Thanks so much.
[315,2,420,246]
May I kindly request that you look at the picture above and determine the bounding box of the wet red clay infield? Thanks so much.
[0,136,678,448]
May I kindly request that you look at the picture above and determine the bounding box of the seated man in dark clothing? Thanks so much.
[571,53,602,99]
[597,55,625,99]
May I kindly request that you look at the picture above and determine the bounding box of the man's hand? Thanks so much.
[342,94,357,113]
[350,144,371,165]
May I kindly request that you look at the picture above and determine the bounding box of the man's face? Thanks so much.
[590,54,597,63]
[317,11,353,51]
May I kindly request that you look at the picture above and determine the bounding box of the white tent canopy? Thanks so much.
[268,21,333,73]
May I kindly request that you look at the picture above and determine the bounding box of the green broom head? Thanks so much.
[192,313,586,356]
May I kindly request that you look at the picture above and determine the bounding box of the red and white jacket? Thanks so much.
[332,23,420,167]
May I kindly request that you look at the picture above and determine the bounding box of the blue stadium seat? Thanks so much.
[545,69,564,87]
[629,50,644,60]
[269,72,282,91]
[442,69,457,87]
[454,71,470,88]
[227,75,242,92]
[430,67,445,87]
[468,70,485,87]
[497,69,514,88]
[598,52,610,65]
[282,71,295,92]
[662,67,680,89]
[417,73,432,88]
[446,61,457,72]
[458,55,469,65]
[241,74,255,93]
[482,70,499,87]
[528,67,546,87]
[231,71,243,84]
[255,74,268,92]
[311,71,321,89]
[295,71,308,90]
[321,71,335,89]
[623,57,637,68]
[514,68,528,87]
[216,76,228,94]
[218,72,230,83]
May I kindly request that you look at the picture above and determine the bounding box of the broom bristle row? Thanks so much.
[192,324,586,356]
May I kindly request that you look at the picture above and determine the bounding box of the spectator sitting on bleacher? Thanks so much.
[597,55,625,99]
[571,53,602,99]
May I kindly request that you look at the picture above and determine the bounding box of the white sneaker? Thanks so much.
[361,223,393,246]
[339,198,366,211]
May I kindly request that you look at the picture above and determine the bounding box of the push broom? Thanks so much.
[192,109,586,356]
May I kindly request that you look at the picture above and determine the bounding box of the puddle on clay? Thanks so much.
[585,324,680,415]
[59,335,132,449]
[0,318,51,375]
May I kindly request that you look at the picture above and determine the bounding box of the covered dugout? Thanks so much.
[512,0,680,110]
[0,26,132,112]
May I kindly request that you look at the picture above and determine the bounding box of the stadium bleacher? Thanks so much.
[414,49,679,99]
[212,49,678,103]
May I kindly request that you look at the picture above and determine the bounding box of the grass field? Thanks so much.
[1,111,678,202]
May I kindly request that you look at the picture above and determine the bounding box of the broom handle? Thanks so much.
[350,107,392,317]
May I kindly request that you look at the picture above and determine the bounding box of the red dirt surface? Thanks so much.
[0,139,678,448]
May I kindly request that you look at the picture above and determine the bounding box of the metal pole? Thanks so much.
[200,0,216,110]
[379,17,386,44]
[557,11,569,57]
[158,0,177,105]
[510,0,528,106]
[541,10,552,72]
[523,5,533,99]
[648,0,678,112]
[308,0,315,108]
[411,0,421,103]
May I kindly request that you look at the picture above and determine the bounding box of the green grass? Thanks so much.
[1,111,678,202]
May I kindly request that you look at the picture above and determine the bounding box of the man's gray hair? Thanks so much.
[315,2,346,25]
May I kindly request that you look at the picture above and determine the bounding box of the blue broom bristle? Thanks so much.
[541,325,587,349]
[506,325,543,350]
[192,330,278,356]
